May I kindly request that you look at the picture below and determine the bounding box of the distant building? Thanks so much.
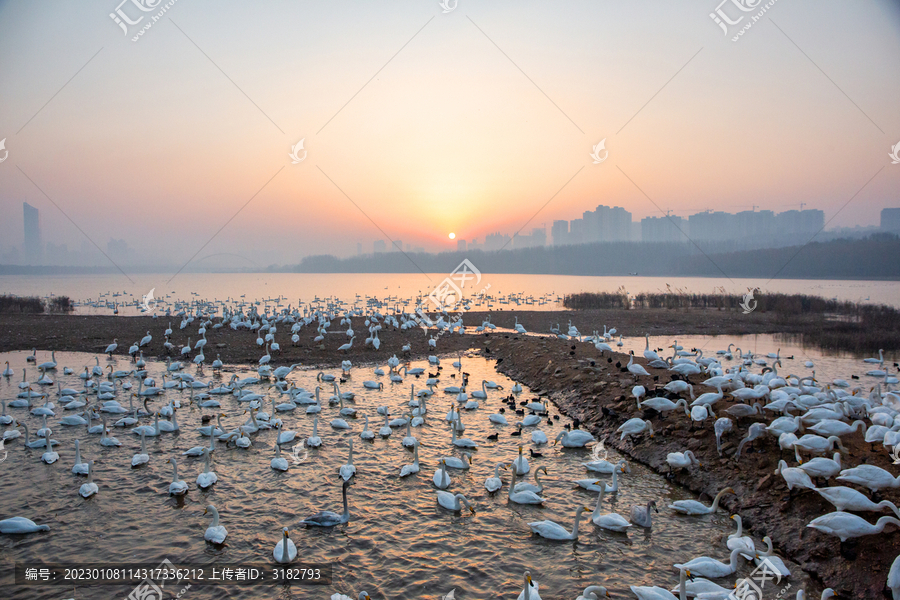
[373,240,386,253]
[551,220,569,245]
[108,238,129,256]
[881,208,900,233]
[456,238,467,252]
[23,202,42,264]
[641,215,686,243]
[392,240,403,252]
[484,232,511,251]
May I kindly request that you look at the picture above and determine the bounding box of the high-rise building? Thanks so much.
[23,202,42,264]
[484,232,511,251]
[551,220,569,245]
[392,240,403,252]
[373,240,386,253]
[456,238,467,252]
[641,215,686,243]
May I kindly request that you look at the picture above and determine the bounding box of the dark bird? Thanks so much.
[511,423,523,437]
[529,448,543,458]
[487,432,499,441]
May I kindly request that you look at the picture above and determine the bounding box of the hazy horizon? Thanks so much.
[1,0,899,270]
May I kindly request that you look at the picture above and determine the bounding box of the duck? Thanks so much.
[273,527,297,563]
[807,511,900,541]
[590,486,631,532]
[630,500,658,528]
[668,487,734,515]
[203,505,227,544]
[528,505,591,540]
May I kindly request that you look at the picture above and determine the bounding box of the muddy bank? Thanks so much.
[484,335,898,599]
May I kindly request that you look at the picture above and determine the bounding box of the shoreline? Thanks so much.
[0,312,896,596]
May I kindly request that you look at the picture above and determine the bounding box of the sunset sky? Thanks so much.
[0,0,898,266]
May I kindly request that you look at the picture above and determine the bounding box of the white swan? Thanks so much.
[451,424,477,448]
[340,439,357,481]
[274,527,297,563]
[436,491,476,514]
[726,514,755,559]
[306,416,322,447]
[632,567,693,600]
[669,487,733,515]
[360,415,375,440]
[674,548,752,579]
[516,571,541,600]
[132,432,149,467]
[79,461,99,498]
[508,469,545,504]
[400,443,420,477]
[271,444,289,471]
[41,430,59,464]
[166,458,188,495]
[837,464,900,492]
[0,517,50,533]
[630,500,658,528]
[202,504,227,543]
[513,445,530,475]
[554,429,595,448]
[196,448,217,489]
[775,460,814,491]
[528,505,590,540]
[72,439,90,474]
[485,462,508,492]
[814,486,900,516]
[433,459,451,489]
[302,480,352,526]
[754,536,790,577]
[616,418,654,441]
[514,466,548,494]
[807,511,900,541]
[591,486,631,532]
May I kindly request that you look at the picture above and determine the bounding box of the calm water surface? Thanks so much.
[2,273,899,315]
[0,347,829,600]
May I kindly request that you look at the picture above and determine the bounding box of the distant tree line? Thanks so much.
[284,234,900,279]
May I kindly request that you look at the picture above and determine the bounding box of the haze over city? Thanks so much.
[1,0,898,270]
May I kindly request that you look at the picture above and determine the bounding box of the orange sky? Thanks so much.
[0,0,898,265]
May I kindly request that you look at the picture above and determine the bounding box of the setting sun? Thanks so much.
[448,233,456,240]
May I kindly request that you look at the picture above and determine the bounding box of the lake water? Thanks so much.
[2,273,899,316]
[0,349,822,600]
